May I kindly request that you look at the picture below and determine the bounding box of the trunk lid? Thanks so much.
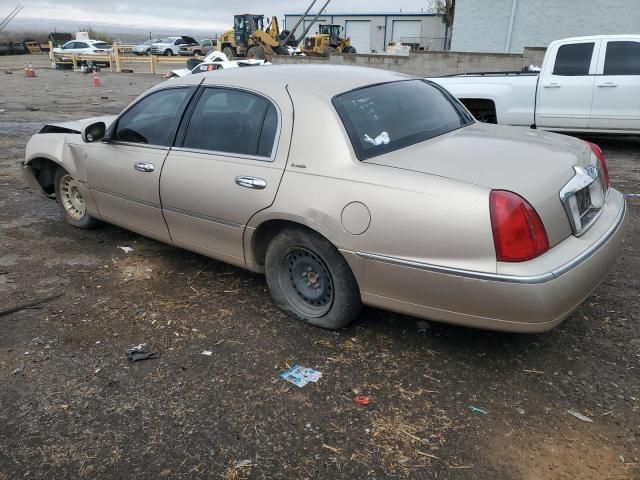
[366,122,593,246]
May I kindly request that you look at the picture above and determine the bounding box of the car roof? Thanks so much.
[550,34,640,43]
[170,64,414,99]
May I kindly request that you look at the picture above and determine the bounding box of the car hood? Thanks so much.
[41,115,118,134]
[366,122,594,244]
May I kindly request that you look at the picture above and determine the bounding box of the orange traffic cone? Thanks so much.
[27,62,36,77]
[92,71,101,87]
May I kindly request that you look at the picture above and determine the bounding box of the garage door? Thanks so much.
[392,20,422,45]
[345,20,371,53]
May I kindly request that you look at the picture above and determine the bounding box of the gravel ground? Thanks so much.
[1,55,639,480]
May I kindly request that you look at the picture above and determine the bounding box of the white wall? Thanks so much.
[451,0,640,53]
[284,14,448,52]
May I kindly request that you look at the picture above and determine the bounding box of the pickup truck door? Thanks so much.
[535,40,600,129]
[589,38,640,131]
[160,86,290,268]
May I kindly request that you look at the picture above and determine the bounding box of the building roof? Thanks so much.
[285,12,440,17]
[49,32,73,41]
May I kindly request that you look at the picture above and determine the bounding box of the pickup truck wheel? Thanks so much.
[54,168,100,229]
[193,50,202,56]
[164,49,173,56]
[265,227,362,330]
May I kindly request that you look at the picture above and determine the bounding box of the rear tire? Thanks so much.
[193,50,202,56]
[54,168,100,229]
[265,227,362,330]
[343,45,356,54]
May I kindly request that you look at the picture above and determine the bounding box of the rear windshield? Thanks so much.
[333,80,473,160]
[92,42,111,49]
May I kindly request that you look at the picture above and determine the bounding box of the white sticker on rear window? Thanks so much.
[363,131,390,146]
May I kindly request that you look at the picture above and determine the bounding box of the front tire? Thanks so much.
[164,49,173,56]
[247,46,266,59]
[54,168,99,229]
[222,46,235,59]
[265,227,362,330]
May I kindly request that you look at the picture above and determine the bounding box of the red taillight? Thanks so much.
[490,190,549,262]
[587,141,609,190]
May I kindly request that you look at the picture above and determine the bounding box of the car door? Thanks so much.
[62,41,78,54]
[160,86,288,267]
[536,40,600,129]
[74,41,89,54]
[589,38,640,131]
[84,86,195,242]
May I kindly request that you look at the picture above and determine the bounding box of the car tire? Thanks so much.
[145,49,151,56]
[193,50,201,57]
[54,168,100,229]
[265,227,362,330]
[164,49,173,56]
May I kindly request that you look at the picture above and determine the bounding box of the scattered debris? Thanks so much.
[322,444,341,454]
[567,409,593,423]
[516,408,526,415]
[4,70,13,74]
[118,246,134,253]
[0,292,64,317]
[469,406,488,415]
[11,361,24,376]
[201,351,213,356]
[619,454,625,463]
[416,320,430,333]
[280,365,322,388]
[354,396,370,406]
[234,459,255,469]
[523,369,544,374]
[416,451,440,460]
[126,343,160,362]
[0,109,5,113]
[26,106,40,111]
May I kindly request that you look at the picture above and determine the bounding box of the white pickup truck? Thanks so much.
[430,35,640,134]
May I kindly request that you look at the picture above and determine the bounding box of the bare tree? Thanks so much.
[427,0,455,27]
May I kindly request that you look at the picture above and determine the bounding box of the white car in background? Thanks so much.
[167,51,268,79]
[132,39,160,56]
[53,40,112,55]
[150,36,198,56]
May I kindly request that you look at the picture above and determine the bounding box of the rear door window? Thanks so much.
[603,41,640,75]
[333,80,473,160]
[182,88,278,158]
[553,43,594,75]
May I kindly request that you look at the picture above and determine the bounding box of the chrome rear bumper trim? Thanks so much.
[356,199,625,285]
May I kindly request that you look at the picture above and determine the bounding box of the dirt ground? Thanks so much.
[1,55,639,480]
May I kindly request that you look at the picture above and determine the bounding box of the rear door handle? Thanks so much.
[134,162,155,173]
[597,82,618,87]
[543,82,561,88]
[235,176,267,189]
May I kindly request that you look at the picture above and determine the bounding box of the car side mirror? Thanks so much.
[82,121,106,143]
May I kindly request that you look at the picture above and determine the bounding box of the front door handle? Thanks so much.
[597,82,618,88]
[235,176,267,190]
[134,162,155,173]
[543,82,561,88]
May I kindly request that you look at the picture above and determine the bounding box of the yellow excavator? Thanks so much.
[303,24,356,56]
[218,0,331,59]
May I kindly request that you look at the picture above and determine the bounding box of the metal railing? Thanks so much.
[397,36,449,51]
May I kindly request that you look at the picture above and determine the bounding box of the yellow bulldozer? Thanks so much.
[303,24,356,56]
[218,0,332,59]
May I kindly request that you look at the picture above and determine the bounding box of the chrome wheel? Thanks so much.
[277,247,334,318]
[59,174,86,220]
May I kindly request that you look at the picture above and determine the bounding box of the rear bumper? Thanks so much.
[344,189,627,333]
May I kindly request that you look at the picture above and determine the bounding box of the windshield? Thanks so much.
[143,39,155,45]
[160,37,175,44]
[333,80,473,160]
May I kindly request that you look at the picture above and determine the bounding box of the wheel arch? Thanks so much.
[25,156,67,197]
[458,98,498,123]
[245,216,342,274]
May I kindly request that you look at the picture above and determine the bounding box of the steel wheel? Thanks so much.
[277,247,334,318]
[59,174,86,220]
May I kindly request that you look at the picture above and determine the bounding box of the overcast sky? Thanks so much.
[4,1,436,30]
